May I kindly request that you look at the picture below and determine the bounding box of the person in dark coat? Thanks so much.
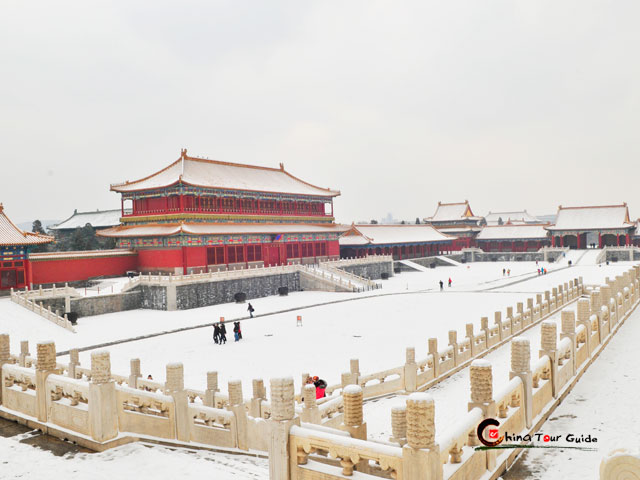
[237,321,242,340]
[439,280,444,291]
[219,322,227,344]
[213,324,220,344]
[247,303,255,318]
[233,321,240,342]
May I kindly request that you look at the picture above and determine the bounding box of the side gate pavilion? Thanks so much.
[475,223,550,252]
[546,204,636,249]
[423,200,484,250]
[339,224,454,259]
[99,150,346,274]
[0,204,53,290]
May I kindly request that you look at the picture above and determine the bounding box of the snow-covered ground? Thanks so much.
[504,298,640,479]
[0,258,637,479]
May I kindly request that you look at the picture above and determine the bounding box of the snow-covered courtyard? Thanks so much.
[0,258,637,479]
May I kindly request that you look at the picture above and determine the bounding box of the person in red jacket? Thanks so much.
[313,376,327,399]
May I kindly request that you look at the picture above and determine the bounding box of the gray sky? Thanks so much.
[2,1,639,225]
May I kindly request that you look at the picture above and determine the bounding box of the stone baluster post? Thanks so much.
[300,384,320,423]
[468,360,496,469]
[576,299,592,357]
[517,302,523,315]
[268,377,298,480]
[536,294,542,305]
[165,363,190,442]
[250,378,266,418]
[68,348,80,379]
[428,338,439,377]
[466,323,476,356]
[404,347,418,392]
[600,284,612,307]
[552,287,558,308]
[35,341,56,422]
[300,372,310,399]
[390,405,407,446]
[0,335,10,405]
[539,322,559,398]
[494,311,503,341]
[448,331,459,367]
[560,311,576,376]
[480,317,489,347]
[342,384,367,441]
[88,350,118,442]
[228,379,248,450]
[509,337,532,428]
[128,358,140,388]
[19,340,29,367]
[197,372,215,408]
[403,393,441,480]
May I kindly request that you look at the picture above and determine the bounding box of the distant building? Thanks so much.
[0,203,53,290]
[339,224,454,260]
[423,200,484,249]
[484,210,540,226]
[49,209,123,249]
[546,204,635,248]
[99,149,346,273]
[475,224,550,252]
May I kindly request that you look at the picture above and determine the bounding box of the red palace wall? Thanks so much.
[137,249,184,272]
[31,253,138,285]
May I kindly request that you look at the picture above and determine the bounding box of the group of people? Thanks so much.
[439,278,453,290]
[305,375,327,399]
[502,268,511,276]
[537,267,548,275]
[213,322,227,344]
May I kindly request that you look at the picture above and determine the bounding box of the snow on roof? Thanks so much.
[548,204,633,231]
[339,224,454,246]
[110,150,340,198]
[426,201,481,222]
[0,204,54,246]
[50,209,122,230]
[476,224,549,241]
[484,210,539,225]
[98,223,349,238]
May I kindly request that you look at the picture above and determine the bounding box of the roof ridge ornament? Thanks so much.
[279,163,284,171]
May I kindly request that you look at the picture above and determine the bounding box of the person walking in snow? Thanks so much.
[507,269,511,276]
[313,376,327,399]
[247,302,255,318]
[233,321,241,342]
[213,323,220,344]
[219,322,227,344]
[237,321,242,340]
[502,268,506,276]
[448,277,452,287]
[439,280,444,291]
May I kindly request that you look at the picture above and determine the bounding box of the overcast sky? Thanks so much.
[2,1,639,225]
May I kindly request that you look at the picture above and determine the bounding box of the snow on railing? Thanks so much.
[10,289,76,332]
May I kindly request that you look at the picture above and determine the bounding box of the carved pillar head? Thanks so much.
[481,317,488,331]
[20,340,29,356]
[527,298,534,309]
[405,347,416,364]
[428,338,438,354]
[270,377,295,421]
[130,358,140,377]
[36,341,56,371]
[465,323,474,338]
[494,311,502,324]
[517,302,523,314]
[470,360,493,403]
[69,348,80,365]
[252,378,265,400]
[228,379,243,406]
[507,306,513,318]
[343,385,363,427]
[165,363,184,392]
[350,358,360,375]
[561,311,576,334]
[90,350,111,384]
[0,334,10,363]
[600,285,612,304]
[207,371,219,391]
[391,405,407,441]
[590,289,602,312]
[510,337,531,373]
[448,330,458,345]
[577,299,591,323]
[406,393,435,449]
[541,321,557,352]
[303,384,317,408]
[536,294,542,305]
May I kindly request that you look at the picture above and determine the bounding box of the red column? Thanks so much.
[626,233,631,246]
[121,197,124,217]
[576,233,581,249]
[560,236,564,247]
[598,233,602,248]
[179,195,184,213]
[181,246,187,275]
[617,235,620,246]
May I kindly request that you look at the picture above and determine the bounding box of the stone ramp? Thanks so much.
[398,259,430,272]
[436,255,463,266]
